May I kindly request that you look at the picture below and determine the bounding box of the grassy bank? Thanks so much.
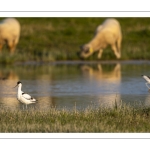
[1,17,150,64]
[1,103,150,132]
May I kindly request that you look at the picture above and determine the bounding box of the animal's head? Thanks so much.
[13,81,22,88]
[77,44,94,59]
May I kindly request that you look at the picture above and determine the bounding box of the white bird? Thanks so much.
[142,75,150,89]
[14,81,37,108]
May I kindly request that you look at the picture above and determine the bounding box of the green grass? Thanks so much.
[1,103,150,132]
[1,17,150,64]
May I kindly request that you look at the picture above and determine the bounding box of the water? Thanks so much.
[0,61,150,110]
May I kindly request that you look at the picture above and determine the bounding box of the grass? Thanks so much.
[1,102,150,132]
[0,17,150,64]
[0,17,150,133]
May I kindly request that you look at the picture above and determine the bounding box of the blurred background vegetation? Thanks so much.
[0,17,150,64]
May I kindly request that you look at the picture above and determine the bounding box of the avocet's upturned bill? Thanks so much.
[142,75,150,89]
[14,81,37,107]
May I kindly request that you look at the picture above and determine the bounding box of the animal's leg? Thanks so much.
[111,44,121,59]
[97,49,103,59]
[145,83,150,89]
[112,64,121,78]
[97,64,103,74]
[8,40,16,53]
[116,37,122,58]
[0,43,3,52]
[114,63,121,72]
[97,64,102,71]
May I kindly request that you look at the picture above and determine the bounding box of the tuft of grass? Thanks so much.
[0,103,150,132]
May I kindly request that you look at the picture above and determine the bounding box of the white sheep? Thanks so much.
[79,18,122,59]
[0,18,21,53]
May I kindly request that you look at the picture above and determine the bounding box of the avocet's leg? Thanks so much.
[145,82,150,89]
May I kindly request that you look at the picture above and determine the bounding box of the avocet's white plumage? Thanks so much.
[14,81,37,106]
[142,75,150,89]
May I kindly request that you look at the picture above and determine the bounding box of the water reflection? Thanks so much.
[143,93,150,107]
[0,69,20,109]
[0,62,150,110]
[80,63,121,108]
[34,79,56,109]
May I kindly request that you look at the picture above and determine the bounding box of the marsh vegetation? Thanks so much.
[0,103,150,132]
[0,18,150,133]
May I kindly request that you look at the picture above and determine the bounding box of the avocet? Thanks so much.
[14,81,37,108]
[142,75,150,89]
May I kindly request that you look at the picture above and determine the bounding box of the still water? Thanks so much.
[0,61,150,110]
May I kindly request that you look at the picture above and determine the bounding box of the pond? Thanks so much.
[0,60,150,110]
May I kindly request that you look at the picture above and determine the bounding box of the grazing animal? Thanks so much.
[0,18,21,53]
[142,75,150,89]
[79,18,122,59]
[14,81,37,108]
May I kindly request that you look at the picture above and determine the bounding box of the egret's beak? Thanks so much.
[13,84,18,88]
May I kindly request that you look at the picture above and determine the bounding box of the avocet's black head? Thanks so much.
[17,81,22,85]
[13,81,22,88]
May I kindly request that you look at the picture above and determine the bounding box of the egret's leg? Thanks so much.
[145,82,150,89]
